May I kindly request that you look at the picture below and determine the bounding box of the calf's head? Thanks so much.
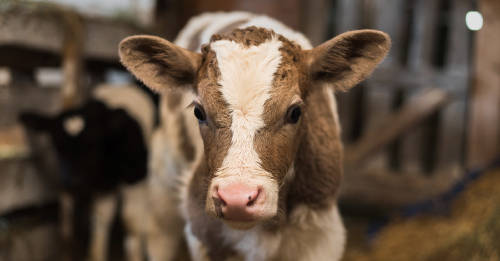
[120,27,390,228]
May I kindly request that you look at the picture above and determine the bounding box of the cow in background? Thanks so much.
[19,84,170,261]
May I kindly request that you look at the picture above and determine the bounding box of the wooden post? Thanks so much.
[59,9,85,261]
[60,11,85,109]
[467,0,500,169]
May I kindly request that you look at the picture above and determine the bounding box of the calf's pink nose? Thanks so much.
[216,183,261,221]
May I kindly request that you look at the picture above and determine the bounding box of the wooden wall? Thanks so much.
[467,0,500,170]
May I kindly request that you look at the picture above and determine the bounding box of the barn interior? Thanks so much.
[1,0,499,260]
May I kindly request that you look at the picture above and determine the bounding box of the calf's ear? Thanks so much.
[306,30,391,91]
[19,112,54,132]
[119,35,202,93]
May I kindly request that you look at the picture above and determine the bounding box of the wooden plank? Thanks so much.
[61,13,86,108]
[340,165,461,208]
[433,0,471,172]
[467,0,500,169]
[400,89,426,173]
[0,84,61,128]
[407,0,440,70]
[372,0,407,66]
[345,88,450,168]
[360,83,393,170]
[0,4,146,64]
[399,0,440,173]
[360,0,406,170]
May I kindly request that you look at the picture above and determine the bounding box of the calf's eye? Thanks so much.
[194,104,207,123]
[286,105,301,124]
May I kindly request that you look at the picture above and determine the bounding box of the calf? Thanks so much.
[20,85,158,261]
[120,12,390,261]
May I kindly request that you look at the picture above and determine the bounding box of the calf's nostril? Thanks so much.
[246,188,260,207]
[247,195,254,207]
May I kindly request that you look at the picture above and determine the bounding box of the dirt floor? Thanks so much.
[343,166,500,261]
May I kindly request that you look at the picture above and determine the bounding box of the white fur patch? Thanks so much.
[221,205,345,261]
[185,223,209,261]
[211,38,282,173]
[210,38,283,215]
[63,115,85,136]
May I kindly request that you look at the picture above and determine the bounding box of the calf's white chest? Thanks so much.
[216,205,346,261]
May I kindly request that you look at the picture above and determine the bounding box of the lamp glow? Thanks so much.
[466,11,483,31]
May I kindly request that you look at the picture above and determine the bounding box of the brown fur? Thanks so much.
[217,19,252,36]
[210,26,275,47]
[287,88,343,209]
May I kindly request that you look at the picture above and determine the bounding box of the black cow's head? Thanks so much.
[20,100,148,193]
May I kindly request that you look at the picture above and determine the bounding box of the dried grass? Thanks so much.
[344,168,500,261]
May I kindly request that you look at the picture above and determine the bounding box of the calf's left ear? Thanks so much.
[306,29,391,91]
[119,35,202,93]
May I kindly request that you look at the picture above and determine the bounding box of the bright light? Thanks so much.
[466,11,483,31]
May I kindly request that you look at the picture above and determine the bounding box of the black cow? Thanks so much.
[20,85,155,261]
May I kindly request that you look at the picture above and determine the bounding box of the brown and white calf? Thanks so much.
[119,12,390,261]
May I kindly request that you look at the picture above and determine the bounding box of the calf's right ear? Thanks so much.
[119,35,202,93]
[19,112,54,132]
[306,30,391,91]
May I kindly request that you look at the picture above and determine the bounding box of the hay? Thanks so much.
[344,167,500,261]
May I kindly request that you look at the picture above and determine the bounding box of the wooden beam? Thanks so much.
[345,88,449,168]
[60,11,86,108]
[340,164,461,209]
[467,0,500,169]
[0,3,147,66]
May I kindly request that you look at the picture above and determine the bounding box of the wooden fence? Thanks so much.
[328,0,474,209]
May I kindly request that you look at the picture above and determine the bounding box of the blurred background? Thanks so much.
[1,0,499,260]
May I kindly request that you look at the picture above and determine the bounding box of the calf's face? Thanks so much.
[119,27,390,228]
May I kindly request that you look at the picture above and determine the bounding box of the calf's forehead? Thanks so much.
[197,28,304,116]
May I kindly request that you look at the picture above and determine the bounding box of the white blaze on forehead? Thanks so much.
[63,115,85,136]
[211,37,282,174]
